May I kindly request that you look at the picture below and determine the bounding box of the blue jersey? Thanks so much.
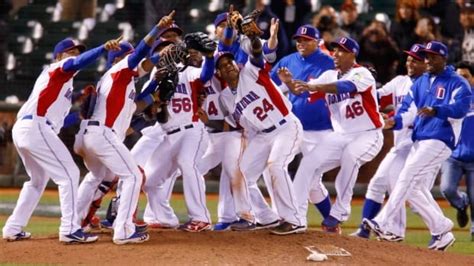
[394,66,472,149]
[270,50,334,131]
[451,95,474,161]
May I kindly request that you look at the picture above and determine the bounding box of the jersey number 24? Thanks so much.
[253,99,274,121]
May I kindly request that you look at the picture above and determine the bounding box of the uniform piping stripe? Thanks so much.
[339,131,381,219]
[191,128,211,222]
[280,120,302,224]
[38,123,75,234]
[360,86,383,128]
[236,133,254,217]
[395,143,448,213]
[102,131,139,236]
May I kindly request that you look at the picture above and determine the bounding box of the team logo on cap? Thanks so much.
[340,37,347,44]
[301,27,307,34]
[412,45,419,52]
[427,43,432,49]
[436,87,446,99]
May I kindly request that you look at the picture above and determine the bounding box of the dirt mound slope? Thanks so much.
[1,230,472,265]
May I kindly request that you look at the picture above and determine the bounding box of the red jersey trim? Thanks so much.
[104,68,136,128]
[256,69,289,116]
[36,67,75,116]
[190,79,205,122]
[360,86,383,128]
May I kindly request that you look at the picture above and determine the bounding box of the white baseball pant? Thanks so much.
[294,129,384,226]
[239,116,303,225]
[143,124,211,223]
[79,124,142,240]
[3,118,81,237]
[374,139,453,236]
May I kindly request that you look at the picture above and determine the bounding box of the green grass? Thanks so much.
[1,191,473,255]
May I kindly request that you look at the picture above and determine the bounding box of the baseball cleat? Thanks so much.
[255,220,280,230]
[270,222,306,236]
[3,231,32,242]
[213,221,236,231]
[60,229,98,244]
[181,220,212,233]
[113,231,150,245]
[100,219,114,230]
[349,228,370,239]
[362,218,383,237]
[135,223,148,234]
[428,232,455,251]
[456,207,468,228]
[377,231,404,242]
[230,219,256,231]
[321,216,342,235]
[147,222,179,230]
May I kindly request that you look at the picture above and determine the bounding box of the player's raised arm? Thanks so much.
[60,37,121,72]
[128,10,176,70]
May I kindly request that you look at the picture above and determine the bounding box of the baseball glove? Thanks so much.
[240,9,263,38]
[158,42,188,72]
[184,32,217,54]
[228,10,243,33]
[158,70,178,102]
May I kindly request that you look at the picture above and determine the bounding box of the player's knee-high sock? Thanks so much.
[359,198,382,231]
[314,196,331,219]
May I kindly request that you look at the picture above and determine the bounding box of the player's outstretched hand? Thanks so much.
[158,10,175,29]
[267,18,279,50]
[294,80,311,93]
[277,67,293,83]
[417,106,436,118]
[104,35,123,51]
[383,118,395,129]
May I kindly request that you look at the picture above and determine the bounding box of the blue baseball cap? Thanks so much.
[330,37,360,55]
[106,41,134,69]
[214,51,234,68]
[424,41,448,58]
[214,12,228,27]
[53,38,86,59]
[403,43,426,61]
[150,39,174,56]
[158,24,183,38]
[292,25,320,40]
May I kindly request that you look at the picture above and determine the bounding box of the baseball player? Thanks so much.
[286,37,384,233]
[2,37,120,243]
[75,11,176,244]
[270,24,335,220]
[215,35,306,235]
[439,62,474,241]
[209,11,281,230]
[364,41,472,251]
[142,33,216,233]
[351,44,428,239]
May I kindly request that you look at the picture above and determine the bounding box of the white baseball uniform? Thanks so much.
[294,65,384,225]
[75,55,144,241]
[143,65,211,224]
[233,60,304,226]
[364,75,415,237]
[3,58,81,237]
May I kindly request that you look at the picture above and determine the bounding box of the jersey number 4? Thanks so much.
[207,101,218,116]
[172,98,192,113]
[253,99,274,121]
[345,101,364,119]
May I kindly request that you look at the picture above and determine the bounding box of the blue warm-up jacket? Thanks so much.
[394,66,472,150]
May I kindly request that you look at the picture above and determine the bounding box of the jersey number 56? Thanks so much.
[172,98,192,113]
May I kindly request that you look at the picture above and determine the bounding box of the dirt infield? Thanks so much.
[1,230,472,265]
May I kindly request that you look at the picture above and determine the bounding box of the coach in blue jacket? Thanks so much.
[364,41,471,251]
[270,25,335,219]
[440,62,474,241]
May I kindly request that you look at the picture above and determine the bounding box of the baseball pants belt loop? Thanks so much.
[261,118,287,133]
[167,124,194,135]
[87,120,100,126]
[22,114,52,126]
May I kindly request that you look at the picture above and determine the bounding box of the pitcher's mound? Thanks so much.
[1,230,472,265]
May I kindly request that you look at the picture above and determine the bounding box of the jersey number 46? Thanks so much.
[345,101,364,119]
